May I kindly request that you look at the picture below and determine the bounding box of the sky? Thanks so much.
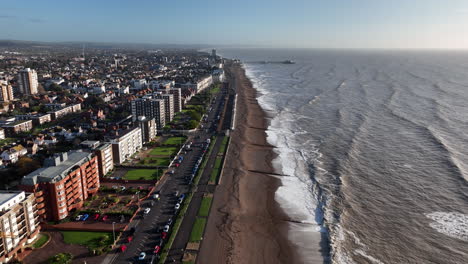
[1,0,468,49]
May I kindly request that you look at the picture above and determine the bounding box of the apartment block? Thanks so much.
[0,81,14,102]
[19,150,100,221]
[138,116,157,143]
[131,98,165,130]
[95,143,114,177]
[167,88,182,113]
[0,191,40,264]
[109,127,142,164]
[17,68,38,95]
[47,103,81,120]
[154,93,174,122]
[1,120,33,137]
[15,114,51,126]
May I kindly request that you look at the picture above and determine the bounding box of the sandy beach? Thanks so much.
[198,62,301,263]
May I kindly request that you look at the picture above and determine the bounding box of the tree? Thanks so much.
[16,157,41,176]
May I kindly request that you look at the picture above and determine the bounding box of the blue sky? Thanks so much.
[1,0,468,49]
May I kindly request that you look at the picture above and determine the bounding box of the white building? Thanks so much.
[154,93,174,122]
[109,127,142,164]
[17,68,38,95]
[131,98,166,130]
[0,191,40,263]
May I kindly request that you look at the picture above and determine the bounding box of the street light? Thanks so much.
[112,222,116,244]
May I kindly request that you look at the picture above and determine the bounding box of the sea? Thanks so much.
[217,48,468,264]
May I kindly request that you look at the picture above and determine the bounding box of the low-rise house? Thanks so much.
[0,145,27,164]
[1,120,33,137]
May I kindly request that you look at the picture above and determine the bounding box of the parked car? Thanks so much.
[144,208,151,214]
[102,215,109,221]
[163,225,170,232]
[75,215,83,221]
[174,203,180,210]
[161,232,168,239]
[154,245,161,254]
[129,227,136,234]
[167,218,173,225]
[153,193,160,199]
[120,245,127,252]
[127,236,133,242]
[138,252,146,260]
[93,213,100,220]
[81,214,89,221]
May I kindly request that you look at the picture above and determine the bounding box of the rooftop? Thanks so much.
[21,150,94,185]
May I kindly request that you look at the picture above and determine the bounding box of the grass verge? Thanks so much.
[197,196,213,217]
[189,217,207,242]
[124,169,161,180]
[32,233,49,248]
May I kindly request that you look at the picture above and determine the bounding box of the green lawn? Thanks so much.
[209,85,221,95]
[142,157,170,166]
[149,146,178,156]
[61,231,112,250]
[163,136,186,146]
[124,169,160,180]
[33,233,49,248]
[219,136,229,154]
[189,217,207,242]
[198,197,213,217]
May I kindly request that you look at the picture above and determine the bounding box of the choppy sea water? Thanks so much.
[217,48,468,264]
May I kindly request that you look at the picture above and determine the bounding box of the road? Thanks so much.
[103,85,227,264]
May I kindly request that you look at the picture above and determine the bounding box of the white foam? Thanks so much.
[426,212,468,241]
[244,63,326,262]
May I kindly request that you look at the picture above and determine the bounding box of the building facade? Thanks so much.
[95,143,114,177]
[138,116,157,143]
[47,103,81,120]
[0,191,40,264]
[17,68,39,95]
[1,120,33,137]
[0,81,14,102]
[166,88,182,113]
[130,98,165,130]
[153,93,174,122]
[19,151,100,221]
[15,114,51,126]
[109,127,142,164]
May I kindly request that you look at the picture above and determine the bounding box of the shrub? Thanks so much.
[47,253,73,264]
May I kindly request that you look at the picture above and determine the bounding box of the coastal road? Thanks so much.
[104,86,227,264]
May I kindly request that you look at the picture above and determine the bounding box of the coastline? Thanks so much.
[198,62,301,263]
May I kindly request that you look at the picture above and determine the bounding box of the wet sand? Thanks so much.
[198,63,301,263]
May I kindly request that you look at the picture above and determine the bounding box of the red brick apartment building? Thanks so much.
[19,150,100,221]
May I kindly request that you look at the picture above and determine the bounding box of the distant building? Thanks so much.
[0,128,5,140]
[0,191,40,264]
[15,113,51,126]
[212,69,225,83]
[131,98,166,130]
[0,80,14,102]
[1,120,33,137]
[138,116,157,143]
[108,127,142,164]
[47,103,81,120]
[211,49,217,58]
[19,151,100,221]
[153,93,174,122]
[17,68,39,95]
[167,88,182,113]
[132,79,147,90]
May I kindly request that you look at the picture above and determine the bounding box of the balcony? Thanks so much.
[38,209,46,215]
[36,203,45,209]
[34,190,43,197]
[35,196,44,203]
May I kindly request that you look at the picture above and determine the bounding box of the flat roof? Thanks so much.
[21,150,93,185]
[0,192,23,207]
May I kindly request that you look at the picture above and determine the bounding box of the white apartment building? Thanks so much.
[131,98,166,130]
[17,68,38,95]
[109,127,142,164]
[0,191,40,263]
[154,93,174,122]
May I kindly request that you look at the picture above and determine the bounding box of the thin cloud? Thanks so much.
[28,18,46,23]
[0,15,16,19]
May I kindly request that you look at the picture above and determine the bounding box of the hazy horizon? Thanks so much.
[1,0,468,50]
